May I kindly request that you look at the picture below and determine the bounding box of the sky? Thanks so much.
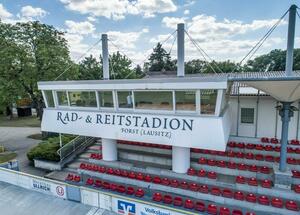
[1,0,300,65]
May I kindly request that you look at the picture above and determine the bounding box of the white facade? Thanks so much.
[230,95,300,139]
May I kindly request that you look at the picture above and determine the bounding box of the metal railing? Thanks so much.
[57,136,95,162]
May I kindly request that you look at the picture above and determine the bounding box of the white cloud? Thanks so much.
[87,16,97,22]
[184,9,190,15]
[65,20,95,35]
[60,0,177,20]
[0,4,12,21]
[20,5,47,18]
[162,16,186,29]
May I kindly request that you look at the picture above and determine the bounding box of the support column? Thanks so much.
[172,146,190,173]
[102,138,117,161]
[102,34,109,80]
[172,23,190,173]
[279,102,293,171]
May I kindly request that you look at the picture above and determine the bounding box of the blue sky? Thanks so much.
[1,0,300,64]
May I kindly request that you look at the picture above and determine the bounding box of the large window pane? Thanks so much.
[44,90,55,107]
[118,91,133,108]
[135,91,173,110]
[57,91,68,106]
[98,91,114,108]
[241,108,254,124]
[175,91,196,111]
[201,89,217,115]
[68,91,97,107]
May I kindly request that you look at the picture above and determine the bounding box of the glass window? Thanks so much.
[68,91,97,107]
[241,108,255,124]
[44,90,55,107]
[135,91,173,111]
[175,91,196,111]
[57,91,68,106]
[117,91,133,108]
[200,89,217,115]
[98,91,114,108]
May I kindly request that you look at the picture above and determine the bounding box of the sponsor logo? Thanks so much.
[142,207,171,215]
[32,179,50,192]
[118,200,136,215]
[56,186,64,196]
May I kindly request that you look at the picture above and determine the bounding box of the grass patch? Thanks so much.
[27,133,43,140]
[0,152,17,163]
[0,115,40,127]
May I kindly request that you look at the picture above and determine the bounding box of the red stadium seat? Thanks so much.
[246,213,256,215]
[161,177,170,186]
[245,152,254,159]
[195,201,205,212]
[260,166,270,174]
[187,168,196,175]
[285,200,299,211]
[211,187,221,196]
[287,158,297,165]
[86,178,94,186]
[228,141,236,147]
[246,144,255,149]
[184,199,194,209]
[173,197,183,207]
[102,181,110,189]
[189,183,198,191]
[207,171,217,179]
[114,169,121,176]
[66,174,73,181]
[232,210,243,215]
[292,170,300,178]
[265,155,274,162]
[163,195,172,204]
[107,168,114,174]
[94,179,101,187]
[246,193,256,203]
[128,172,136,179]
[219,207,230,215]
[264,145,273,151]
[170,179,179,187]
[126,187,135,195]
[198,157,207,164]
[254,154,264,161]
[237,163,248,171]
[271,138,279,144]
[207,204,218,215]
[236,176,246,184]
[271,198,283,208]
[73,175,81,182]
[136,173,144,180]
[227,151,235,158]
[198,169,206,177]
[248,177,258,186]
[135,188,144,198]
[222,189,233,198]
[261,179,272,188]
[261,137,269,143]
[227,162,236,169]
[117,185,126,193]
[258,195,270,205]
[255,145,264,151]
[235,152,244,158]
[294,184,300,193]
[217,160,226,167]
[99,166,106,173]
[180,181,189,189]
[144,174,152,182]
[208,159,216,166]
[237,142,245,148]
[152,192,162,202]
[234,191,244,201]
[153,176,161,184]
[291,139,300,145]
[199,185,209,193]
[110,183,118,191]
[249,165,258,172]
[274,146,281,152]
[80,163,86,169]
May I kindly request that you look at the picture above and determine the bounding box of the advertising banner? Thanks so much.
[30,178,66,199]
[112,197,189,215]
[42,109,230,150]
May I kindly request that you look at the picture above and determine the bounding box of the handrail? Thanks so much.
[57,136,95,162]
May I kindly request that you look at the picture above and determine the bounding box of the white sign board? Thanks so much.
[42,109,230,150]
[112,197,186,215]
[30,178,66,199]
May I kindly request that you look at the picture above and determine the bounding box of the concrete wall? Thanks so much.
[230,96,300,139]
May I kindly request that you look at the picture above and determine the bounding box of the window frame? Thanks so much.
[174,90,198,114]
[116,90,134,111]
[42,90,55,108]
[240,107,255,124]
[67,90,98,109]
[199,89,218,116]
[97,90,115,110]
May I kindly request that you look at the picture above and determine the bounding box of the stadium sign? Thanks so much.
[42,109,230,150]
[31,178,66,199]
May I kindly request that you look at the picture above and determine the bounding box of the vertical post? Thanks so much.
[177,23,185,77]
[285,5,297,76]
[59,133,62,160]
[102,34,109,80]
[279,102,292,172]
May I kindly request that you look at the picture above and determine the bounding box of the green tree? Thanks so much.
[146,43,176,72]
[0,21,77,118]
[78,55,102,80]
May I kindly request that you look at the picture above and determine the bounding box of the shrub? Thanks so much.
[27,135,76,162]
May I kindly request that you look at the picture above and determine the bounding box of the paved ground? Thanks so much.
[0,127,47,176]
[0,181,97,215]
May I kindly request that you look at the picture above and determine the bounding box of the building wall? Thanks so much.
[230,95,300,140]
